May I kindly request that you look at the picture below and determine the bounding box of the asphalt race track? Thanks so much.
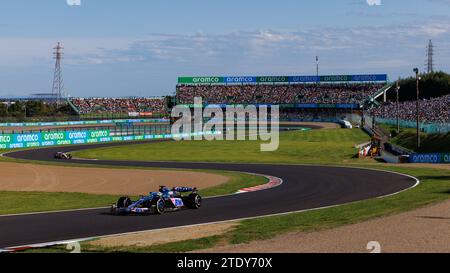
[0,140,417,249]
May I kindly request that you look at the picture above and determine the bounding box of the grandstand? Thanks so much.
[70,97,167,117]
[176,83,385,105]
[374,95,450,124]
[175,74,390,123]
[8,73,448,128]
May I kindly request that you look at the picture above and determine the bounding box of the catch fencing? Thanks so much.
[375,118,450,134]
[0,124,216,149]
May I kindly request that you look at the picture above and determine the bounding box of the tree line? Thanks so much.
[387,71,450,102]
[0,101,76,119]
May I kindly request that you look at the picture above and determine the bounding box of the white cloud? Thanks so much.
[67,0,81,6]
[0,38,131,67]
[366,0,382,6]
[1,20,449,91]
[106,21,450,66]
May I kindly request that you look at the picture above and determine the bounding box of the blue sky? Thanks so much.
[0,0,449,97]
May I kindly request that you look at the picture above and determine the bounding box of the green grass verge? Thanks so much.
[73,128,369,164]
[379,124,450,153]
[0,171,266,216]
[392,131,450,153]
[198,172,267,197]
[0,192,116,216]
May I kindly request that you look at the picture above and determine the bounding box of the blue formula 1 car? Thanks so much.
[110,186,202,215]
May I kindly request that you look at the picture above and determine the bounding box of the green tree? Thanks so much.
[0,103,8,117]
[8,101,25,117]
[388,71,450,101]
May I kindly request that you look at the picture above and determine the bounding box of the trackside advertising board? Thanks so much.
[0,130,217,149]
[178,74,388,84]
[0,119,169,128]
[179,103,360,109]
[409,153,450,164]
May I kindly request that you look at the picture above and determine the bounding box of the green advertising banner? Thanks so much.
[256,76,289,83]
[0,119,168,128]
[0,134,13,148]
[178,77,224,84]
[42,132,66,142]
[320,75,352,82]
[0,130,220,150]
[0,134,13,144]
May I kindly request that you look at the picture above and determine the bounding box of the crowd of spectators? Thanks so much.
[71,97,166,114]
[280,109,352,121]
[373,95,450,124]
[176,83,384,105]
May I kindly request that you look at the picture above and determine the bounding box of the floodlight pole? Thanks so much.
[396,80,400,134]
[413,68,420,149]
[316,56,319,79]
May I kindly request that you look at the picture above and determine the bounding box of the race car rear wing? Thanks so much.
[173,187,197,193]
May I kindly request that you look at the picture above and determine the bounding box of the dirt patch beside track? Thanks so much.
[0,162,228,195]
[197,200,450,253]
[90,222,238,248]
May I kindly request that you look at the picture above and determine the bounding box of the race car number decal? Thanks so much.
[170,198,184,207]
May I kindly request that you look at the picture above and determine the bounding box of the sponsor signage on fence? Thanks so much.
[0,130,108,148]
[0,130,218,149]
[178,74,388,84]
[442,153,450,163]
[409,153,450,164]
[0,119,169,128]
[180,103,360,109]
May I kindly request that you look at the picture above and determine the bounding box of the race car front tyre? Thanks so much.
[153,198,165,214]
[117,196,132,208]
[186,193,202,209]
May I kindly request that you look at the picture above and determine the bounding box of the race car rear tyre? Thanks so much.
[186,193,202,209]
[153,198,165,214]
[117,196,132,208]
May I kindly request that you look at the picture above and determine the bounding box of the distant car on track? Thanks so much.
[54,152,72,160]
[111,186,202,215]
